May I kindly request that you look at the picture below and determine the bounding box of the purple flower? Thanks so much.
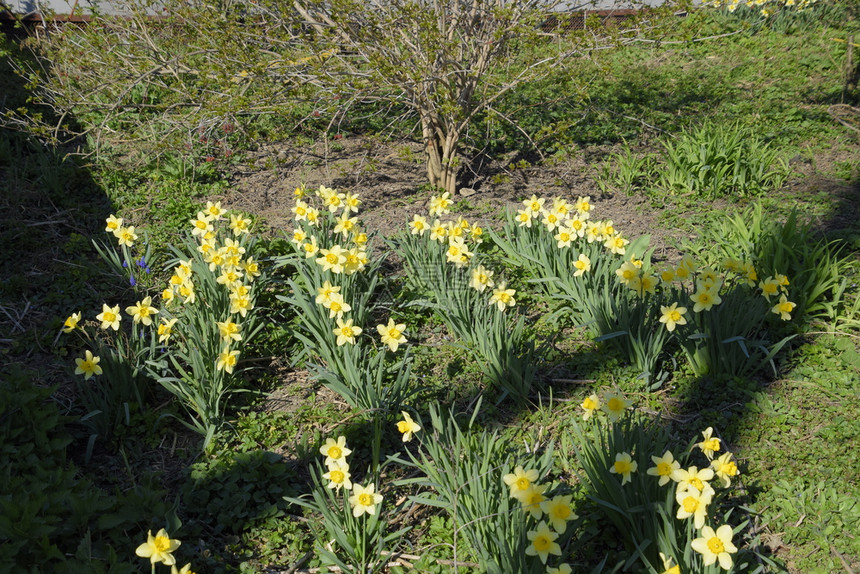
[129,275,137,286]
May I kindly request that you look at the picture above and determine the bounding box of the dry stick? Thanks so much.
[827,104,860,133]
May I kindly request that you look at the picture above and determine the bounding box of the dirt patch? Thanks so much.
[222,135,680,257]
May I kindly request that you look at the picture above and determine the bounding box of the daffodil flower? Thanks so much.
[396,411,421,442]
[349,482,383,517]
[135,528,181,565]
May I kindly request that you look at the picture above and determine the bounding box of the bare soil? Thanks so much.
[220,134,860,263]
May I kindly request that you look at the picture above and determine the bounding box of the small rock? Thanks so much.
[459,187,477,197]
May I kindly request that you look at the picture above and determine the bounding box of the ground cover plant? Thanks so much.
[1,2,859,573]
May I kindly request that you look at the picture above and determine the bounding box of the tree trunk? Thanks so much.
[422,118,460,196]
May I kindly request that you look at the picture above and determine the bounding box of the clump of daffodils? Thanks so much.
[162,202,259,373]
[707,0,820,17]
[516,194,631,258]
[291,185,369,276]
[501,466,578,568]
[407,201,524,315]
[653,255,796,329]
[319,435,384,517]
[579,390,633,422]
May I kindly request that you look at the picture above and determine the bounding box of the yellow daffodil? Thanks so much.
[204,200,223,219]
[334,214,358,237]
[697,427,722,460]
[126,296,158,326]
[555,226,574,248]
[242,257,261,280]
[616,261,640,285]
[180,281,196,305]
[660,267,676,283]
[216,347,240,374]
[610,452,637,485]
[518,483,549,518]
[522,194,545,215]
[409,214,429,235]
[324,190,346,213]
[691,288,722,312]
[469,265,495,292]
[659,303,687,332]
[116,226,138,247]
[190,212,213,237]
[691,524,737,570]
[306,207,320,226]
[316,245,347,274]
[676,486,712,529]
[581,393,600,420]
[396,411,421,442]
[601,392,631,422]
[216,269,244,288]
[659,552,681,574]
[157,318,178,344]
[605,233,629,255]
[344,192,361,213]
[573,253,591,277]
[502,466,538,498]
[711,453,739,488]
[229,213,251,235]
[216,320,242,342]
[135,528,181,565]
[105,214,123,233]
[428,192,452,216]
[74,350,102,380]
[515,209,533,227]
[378,319,407,352]
[541,209,563,232]
[548,564,573,574]
[170,564,197,574]
[574,196,591,214]
[62,312,81,333]
[635,274,658,296]
[525,521,561,564]
[446,237,472,267]
[672,466,716,499]
[333,318,361,346]
[540,495,577,533]
[320,436,351,467]
[315,280,340,305]
[488,282,516,312]
[229,292,253,317]
[302,236,320,258]
[647,451,680,486]
[772,294,796,321]
[323,466,352,491]
[349,482,383,517]
[325,293,352,319]
[96,303,122,331]
[429,219,448,242]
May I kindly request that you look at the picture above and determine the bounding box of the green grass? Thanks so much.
[2,6,860,572]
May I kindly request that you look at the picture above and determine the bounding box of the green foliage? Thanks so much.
[737,334,860,571]
[182,449,299,535]
[0,368,165,573]
[394,222,540,404]
[659,122,790,199]
[397,401,559,574]
[595,145,657,197]
[683,203,857,329]
[148,213,266,447]
[287,463,409,573]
